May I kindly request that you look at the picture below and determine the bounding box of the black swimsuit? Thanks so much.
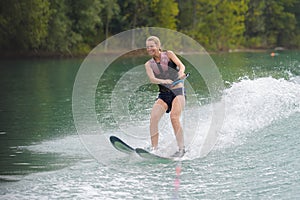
[158,87,186,113]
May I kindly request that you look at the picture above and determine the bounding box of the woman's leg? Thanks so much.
[170,95,185,150]
[150,99,167,149]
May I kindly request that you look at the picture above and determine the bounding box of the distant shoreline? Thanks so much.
[0,47,297,59]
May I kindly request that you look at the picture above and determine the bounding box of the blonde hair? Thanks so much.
[146,36,162,51]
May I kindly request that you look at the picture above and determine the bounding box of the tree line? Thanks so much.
[0,0,299,56]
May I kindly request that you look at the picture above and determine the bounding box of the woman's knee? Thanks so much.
[170,112,180,123]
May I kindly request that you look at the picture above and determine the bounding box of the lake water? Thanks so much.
[0,51,300,199]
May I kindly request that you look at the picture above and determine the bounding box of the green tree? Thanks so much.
[113,0,152,49]
[101,0,120,50]
[244,0,266,47]
[66,0,103,53]
[1,0,300,55]
[42,0,72,53]
[288,0,300,47]
[265,0,297,47]
[150,0,179,30]
[0,0,50,52]
[115,0,150,31]
[178,0,248,50]
[177,0,198,31]
[245,0,298,48]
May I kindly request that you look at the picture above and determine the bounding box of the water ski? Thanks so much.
[109,136,135,154]
[135,148,173,161]
[109,136,173,160]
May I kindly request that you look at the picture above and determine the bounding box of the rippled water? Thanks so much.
[1,51,300,199]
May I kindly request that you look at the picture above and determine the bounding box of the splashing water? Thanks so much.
[217,76,300,148]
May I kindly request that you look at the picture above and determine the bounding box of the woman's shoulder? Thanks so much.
[161,50,172,54]
[165,50,175,56]
[145,58,154,66]
[164,51,178,62]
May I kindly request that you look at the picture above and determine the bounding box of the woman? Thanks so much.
[145,36,187,157]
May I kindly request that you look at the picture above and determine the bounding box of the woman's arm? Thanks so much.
[166,50,186,78]
[145,61,173,85]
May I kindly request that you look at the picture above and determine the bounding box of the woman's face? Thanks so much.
[146,40,159,56]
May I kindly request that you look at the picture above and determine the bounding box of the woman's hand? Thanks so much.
[178,71,186,79]
[161,79,173,85]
